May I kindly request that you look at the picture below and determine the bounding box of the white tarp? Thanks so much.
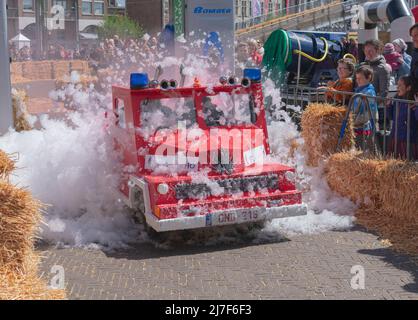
[10,33,31,49]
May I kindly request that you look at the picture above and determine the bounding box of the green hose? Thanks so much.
[262,29,292,84]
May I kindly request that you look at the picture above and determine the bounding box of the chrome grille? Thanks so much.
[175,174,279,200]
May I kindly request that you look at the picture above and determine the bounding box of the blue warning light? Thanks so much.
[130,73,149,89]
[243,68,262,82]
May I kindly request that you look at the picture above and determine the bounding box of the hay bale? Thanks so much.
[52,61,70,79]
[11,89,32,132]
[325,151,384,205]
[0,180,42,273]
[356,205,418,255]
[326,152,418,216]
[70,60,90,75]
[55,74,98,89]
[0,178,66,299]
[0,150,15,181]
[22,61,53,80]
[0,151,66,299]
[301,103,354,167]
[378,161,418,220]
[11,74,31,84]
[0,252,66,300]
[10,62,23,78]
[326,151,418,255]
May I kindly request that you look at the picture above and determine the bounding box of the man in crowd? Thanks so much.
[361,39,391,99]
[360,39,391,133]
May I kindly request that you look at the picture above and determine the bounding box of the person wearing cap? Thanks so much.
[392,38,411,79]
[383,43,404,76]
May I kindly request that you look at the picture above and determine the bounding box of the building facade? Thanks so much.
[6,0,126,41]
[235,0,320,22]
[125,0,164,35]
[125,0,318,36]
[6,0,321,43]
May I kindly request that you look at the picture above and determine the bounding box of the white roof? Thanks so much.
[10,33,31,42]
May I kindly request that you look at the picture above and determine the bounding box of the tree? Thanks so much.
[97,15,144,40]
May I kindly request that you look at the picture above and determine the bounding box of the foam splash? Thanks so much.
[0,110,140,248]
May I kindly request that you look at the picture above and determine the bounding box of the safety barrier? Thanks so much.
[279,86,418,161]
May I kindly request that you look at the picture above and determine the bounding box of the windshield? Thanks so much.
[202,92,257,127]
[139,97,196,137]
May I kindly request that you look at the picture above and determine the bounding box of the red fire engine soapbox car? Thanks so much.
[112,68,307,233]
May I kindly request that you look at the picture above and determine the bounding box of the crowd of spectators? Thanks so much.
[324,30,418,160]
[8,34,162,66]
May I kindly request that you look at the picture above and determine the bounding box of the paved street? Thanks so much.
[38,226,418,300]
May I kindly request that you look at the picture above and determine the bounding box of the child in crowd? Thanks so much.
[387,76,418,159]
[352,66,378,152]
[323,58,355,105]
[383,43,403,77]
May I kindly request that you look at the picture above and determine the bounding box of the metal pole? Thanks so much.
[0,0,13,134]
[75,0,80,50]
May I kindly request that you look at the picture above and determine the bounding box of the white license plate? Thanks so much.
[209,207,267,226]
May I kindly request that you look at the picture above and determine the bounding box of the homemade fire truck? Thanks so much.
[111,68,307,233]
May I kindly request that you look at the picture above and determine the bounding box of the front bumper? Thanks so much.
[144,203,308,232]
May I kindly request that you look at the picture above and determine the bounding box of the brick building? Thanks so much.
[6,0,126,42]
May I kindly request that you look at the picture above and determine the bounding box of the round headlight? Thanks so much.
[157,183,169,195]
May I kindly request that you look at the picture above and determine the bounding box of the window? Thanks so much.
[52,0,67,10]
[140,98,196,138]
[116,99,126,129]
[242,0,247,18]
[94,0,104,15]
[23,0,34,11]
[260,1,264,15]
[235,0,240,18]
[268,0,273,13]
[116,0,126,8]
[109,0,125,7]
[202,93,256,127]
[82,0,92,15]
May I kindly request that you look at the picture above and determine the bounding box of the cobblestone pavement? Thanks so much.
[38,226,418,300]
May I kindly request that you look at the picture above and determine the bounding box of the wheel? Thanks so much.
[131,187,171,242]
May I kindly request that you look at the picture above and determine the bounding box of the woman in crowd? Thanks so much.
[387,75,418,159]
[322,58,355,105]
[352,66,378,152]
[361,40,391,99]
